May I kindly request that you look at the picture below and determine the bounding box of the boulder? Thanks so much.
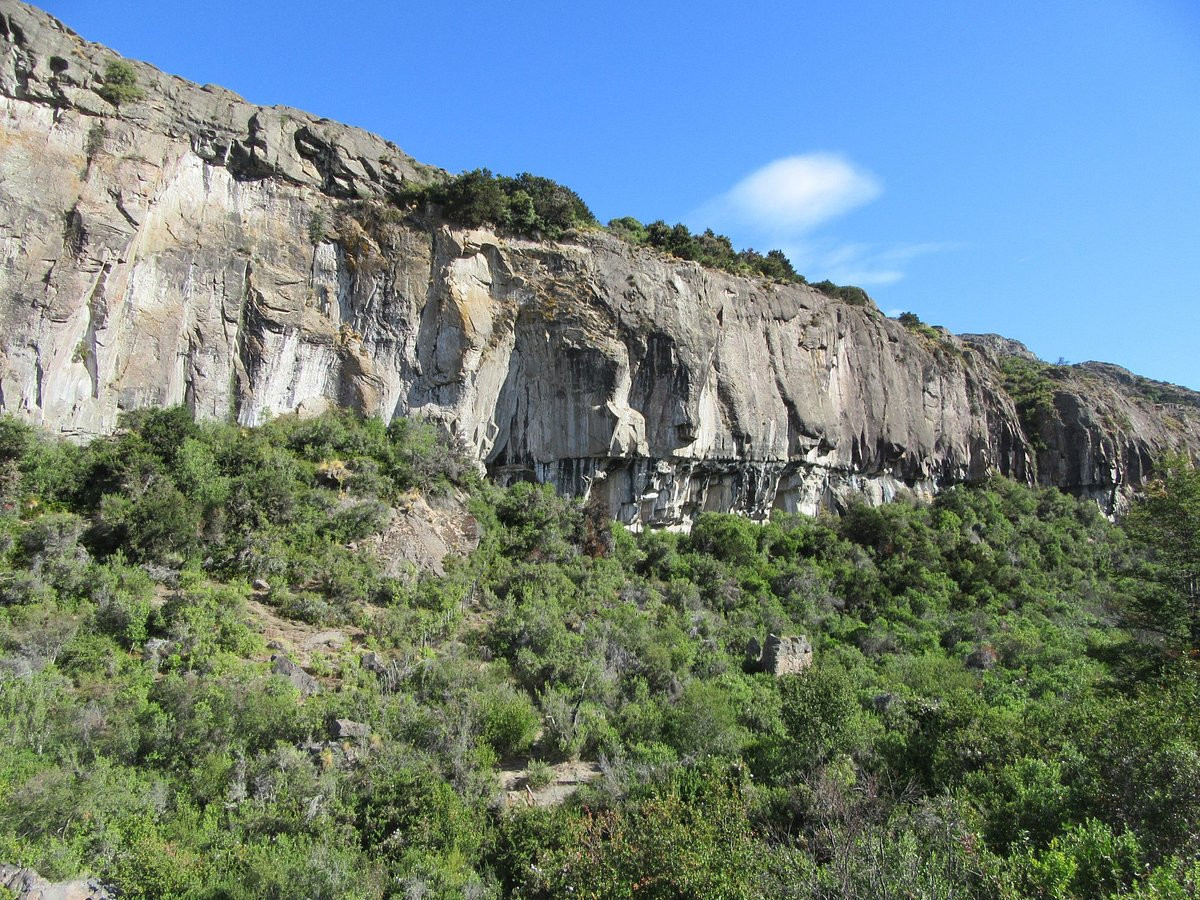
[749,634,814,676]
[330,718,370,740]
[271,654,320,696]
[965,645,999,671]
[361,651,387,675]
[142,637,173,662]
[0,863,114,899]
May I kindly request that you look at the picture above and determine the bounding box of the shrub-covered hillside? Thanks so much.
[0,409,1197,898]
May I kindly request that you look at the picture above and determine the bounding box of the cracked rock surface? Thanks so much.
[1,1,1198,523]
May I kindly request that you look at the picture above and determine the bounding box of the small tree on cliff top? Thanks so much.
[97,59,144,106]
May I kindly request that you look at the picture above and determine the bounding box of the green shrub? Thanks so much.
[90,557,154,647]
[1000,356,1061,453]
[525,758,554,790]
[3,406,1199,896]
[664,679,747,759]
[897,310,943,342]
[1006,819,1145,899]
[811,279,872,306]
[478,685,539,756]
[306,210,327,245]
[96,59,143,106]
[612,216,810,285]
[529,770,768,898]
[774,663,866,774]
[403,168,598,239]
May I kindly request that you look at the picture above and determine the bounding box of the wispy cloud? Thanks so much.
[784,241,962,288]
[703,153,881,233]
[694,155,955,289]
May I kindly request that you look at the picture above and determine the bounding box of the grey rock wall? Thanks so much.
[1,0,1198,523]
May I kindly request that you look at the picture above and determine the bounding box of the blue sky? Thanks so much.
[38,0,1200,388]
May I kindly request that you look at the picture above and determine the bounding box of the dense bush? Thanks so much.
[96,59,143,106]
[0,409,1197,896]
[605,215,873,304]
[402,168,598,239]
[398,164,870,304]
[810,279,873,306]
[608,215,807,285]
[1120,453,1200,648]
[999,356,1068,454]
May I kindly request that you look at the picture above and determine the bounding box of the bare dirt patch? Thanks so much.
[498,758,603,809]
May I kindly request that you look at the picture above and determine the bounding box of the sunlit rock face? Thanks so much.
[2,1,1198,524]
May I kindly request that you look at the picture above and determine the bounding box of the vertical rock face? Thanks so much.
[962,339,1200,512]
[1,1,1198,523]
[1034,363,1200,510]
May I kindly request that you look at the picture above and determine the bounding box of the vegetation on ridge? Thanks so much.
[397,168,873,304]
[1,409,1198,897]
[998,356,1069,454]
[399,168,598,240]
[606,216,806,285]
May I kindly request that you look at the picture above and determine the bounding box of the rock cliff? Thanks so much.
[1,0,1197,524]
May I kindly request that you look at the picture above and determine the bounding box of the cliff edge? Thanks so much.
[1,1,1197,524]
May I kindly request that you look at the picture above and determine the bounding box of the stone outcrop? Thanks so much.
[749,634,814,675]
[0,863,113,900]
[759,634,815,676]
[961,337,1200,511]
[964,645,999,671]
[271,654,320,696]
[1035,362,1200,510]
[330,718,370,741]
[1,1,1198,523]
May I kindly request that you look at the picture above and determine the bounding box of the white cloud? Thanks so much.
[779,240,962,289]
[719,154,881,232]
[691,154,957,289]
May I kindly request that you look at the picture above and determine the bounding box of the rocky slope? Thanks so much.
[1,0,1197,524]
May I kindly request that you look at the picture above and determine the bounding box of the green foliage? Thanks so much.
[606,215,648,244]
[1006,819,1146,899]
[1124,373,1200,409]
[528,769,768,898]
[1000,356,1066,453]
[306,209,327,245]
[774,663,865,772]
[90,555,154,647]
[898,310,945,342]
[1121,454,1200,647]
[604,216,875,302]
[525,757,554,789]
[0,411,1197,897]
[96,59,143,106]
[608,215,814,286]
[403,168,598,239]
[664,677,748,759]
[810,279,873,306]
[0,417,31,464]
[477,683,539,756]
